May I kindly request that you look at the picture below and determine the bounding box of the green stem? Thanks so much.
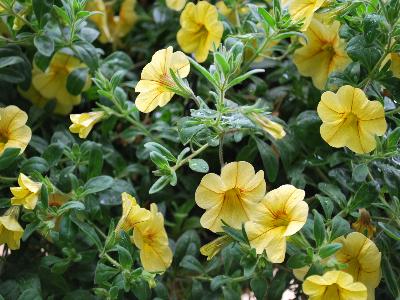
[172,143,209,172]
[0,176,17,182]
[103,253,121,268]
[386,107,400,115]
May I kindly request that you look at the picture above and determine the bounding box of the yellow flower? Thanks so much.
[86,0,137,44]
[200,235,232,260]
[32,52,91,109]
[303,270,367,300]
[69,111,105,139]
[10,173,42,210]
[283,0,326,30]
[0,105,31,155]
[0,207,24,250]
[334,232,381,300]
[166,0,186,11]
[86,0,112,43]
[317,85,387,154]
[111,0,138,39]
[352,209,376,239]
[293,18,351,89]
[132,203,173,272]
[216,1,248,25]
[250,113,286,139]
[195,161,266,233]
[115,192,151,233]
[245,185,308,263]
[135,46,190,113]
[177,1,224,62]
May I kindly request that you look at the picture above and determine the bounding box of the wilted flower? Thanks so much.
[334,232,381,300]
[177,1,224,62]
[352,209,376,238]
[245,185,308,263]
[0,105,31,155]
[195,161,266,233]
[32,52,91,111]
[317,85,387,154]
[69,111,105,139]
[200,235,232,260]
[250,112,286,139]
[132,203,173,272]
[115,192,151,233]
[135,46,190,113]
[293,17,351,89]
[303,270,367,300]
[166,0,186,11]
[10,173,42,210]
[283,0,326,30]
[0,207,24,250]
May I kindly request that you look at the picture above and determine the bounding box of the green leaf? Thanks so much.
[34,35,54,57]
[0,56,24,68]
[318,183,346,208]
[179,255,204,274]
[214,52,230,75]
[66,67,88,95]
[83,176,113,195]
[187,57,218,88]
[189,159,209,173]
[40,184,48,208]
[255,137,279,182]
[315,195,334,219]
[71,214,102,250]
[210,275,231,291]
[145,142,176,162]
[58,201,85,214]
[287,252,311,268]
[227,69,265,90]
[382,257,400,298]
[117,245,133,269]
[149,176,170,194]
[222,223,248,244]
[94,263,120,284]
[258,7,275,27]
[33,0,53,26]
[330,215,351,241]
[318,243,342,259]
[349,182,379,210]
[21,157,49,174]
[87,144,103,179]
[352,164,369,182]
[378,222,400,241]
[313,210,325,247]
[42,143,64,167]
[150,152,170,170]
[0,148,20,170]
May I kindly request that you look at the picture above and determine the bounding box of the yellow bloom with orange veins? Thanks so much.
[352,209,376,239]
[303,270,367,300]
[195,161,266,233]
[283,0,326,30]
[245,185,308,263]
[10,173,42,210]
[86,0,112,43]
[115,192,151,233]
[317,85,387,154]
[166,0,186,11]
[250,113,286,140]
[0,207,24,250]
[32,52,91,108]
[135,46,190,113]
[293,18,351,89]
[0,105,31,155]
[132,203,173,272]
[334,232,381,300]
[69,111,105,139]
[177,1,224,62]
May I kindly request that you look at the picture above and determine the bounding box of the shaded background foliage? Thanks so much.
[0,0,399,299]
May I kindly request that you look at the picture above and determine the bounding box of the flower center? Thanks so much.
[272,211,290,228]
[325,284,341,298]
[224,188,242,203]
[322,43,334,53]
[343,112,359,128]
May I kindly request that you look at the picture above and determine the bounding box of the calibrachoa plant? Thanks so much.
[0,0,399,299]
